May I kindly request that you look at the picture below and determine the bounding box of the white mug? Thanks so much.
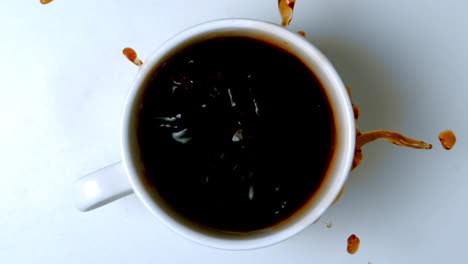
[74,19,355,250]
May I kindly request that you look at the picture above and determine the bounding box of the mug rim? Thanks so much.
[121,18,355,250]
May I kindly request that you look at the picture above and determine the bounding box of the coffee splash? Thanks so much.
[123,48,143,66]
[347,234,360,254]
[277,3,434,170]
[40,0,54,4]
[332,185,345,205]
[353,129,433,169]
[346,87,432,170]
[274,3,438,171]
[297,31,307,37]
[438,130,456,150]
[329,87,433,205]
[278,0,296,27]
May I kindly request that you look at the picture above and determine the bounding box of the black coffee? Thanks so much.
[137,37,334,232]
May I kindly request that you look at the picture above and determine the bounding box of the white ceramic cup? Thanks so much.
[74,19,355,250]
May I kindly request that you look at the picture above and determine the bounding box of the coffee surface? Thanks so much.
[137,37,334,231]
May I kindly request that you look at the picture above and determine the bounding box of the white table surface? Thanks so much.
[1,0,467,263]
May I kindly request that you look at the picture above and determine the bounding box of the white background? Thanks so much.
[1,0,467,263]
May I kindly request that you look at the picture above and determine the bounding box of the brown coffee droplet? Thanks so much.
[347,234,360,254]
[123,47,143,66]
[297,31,307,37]
[352,148,363,170]
[332,186,345,205]
[345,85,353,99]
[278,0,296,27]
[316,218,332,228]
[353,104,360,119]
[351,102,363,169]
[438,130,456,150]
[40,0,54,4]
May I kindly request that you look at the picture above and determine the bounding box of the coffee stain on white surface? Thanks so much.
[123,48,143,66]
[278,0,296,27]
[438,130,456,150]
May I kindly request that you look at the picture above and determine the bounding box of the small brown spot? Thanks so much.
[345,85,352,99]
[123,47,143,66]
[297,31,307,37]
[40,0,54,4]
[332,186,345,205]
[315,218,333,228]
[353,104,360,119]
[438,130,456,150]
[347,234,360,254]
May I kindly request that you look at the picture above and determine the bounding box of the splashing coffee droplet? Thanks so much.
[40,0,54,4]
[438,130,456,150]
[297,31,307,37]
[347,234,360,254]
[278,0,296,27]
[123,48,143,66]
[332,186,345,205]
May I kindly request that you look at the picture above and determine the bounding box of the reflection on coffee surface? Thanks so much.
[137,37,335,231]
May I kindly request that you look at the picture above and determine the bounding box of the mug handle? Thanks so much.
[74,162,133,211]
